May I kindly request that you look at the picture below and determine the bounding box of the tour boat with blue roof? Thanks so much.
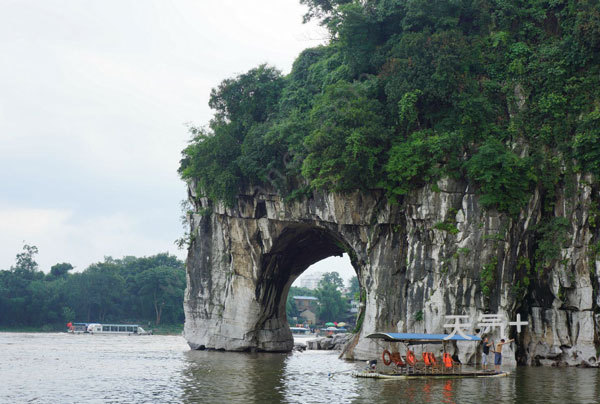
[352,332,510,379]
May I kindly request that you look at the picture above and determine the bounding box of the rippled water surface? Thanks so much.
[1,332,599,403]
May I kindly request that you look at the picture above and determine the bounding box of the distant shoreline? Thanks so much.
[0,324,184,335]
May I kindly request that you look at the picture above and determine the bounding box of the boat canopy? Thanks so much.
[366,332,481,345]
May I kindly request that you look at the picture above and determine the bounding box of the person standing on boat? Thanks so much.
[494,338,514,370]
[481,337,493,370]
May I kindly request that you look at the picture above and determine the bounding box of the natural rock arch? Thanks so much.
[255,224,357,338]
[183,188,384,353]
[183,178,600,366]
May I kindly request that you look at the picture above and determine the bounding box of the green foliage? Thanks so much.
[517,256,532,284]
[209,64,284,130]
[299,0,353,24]
[588,201,599,229]
[466,139,536,216]
[433,208,460,235]
[398,90,422,133]
[315,272,349,322]
[0,245,185,328]
[415,310,424,322]
[511,280,528,301]
[13,244,40,275]
[383,30,477,125]
[481,256,498,298]
[457,247,471,256]
[135,265,185,325]
[353,289,366,333]
[302,81,390,190]
[151,323,184,335]
[179,0,600,220]
[179,127,242,206]
[319,272,345,290]
[534,217,571,271]
[49,263,73,278]
[179,65,285,206]
[348,276,360,300]
[385,130,464,199]
[574,109,600,176]
[484,231,506,243]
[62,306,75,322]
[434,221,459,235]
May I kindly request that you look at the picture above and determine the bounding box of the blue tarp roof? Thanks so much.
[366,332,481,344]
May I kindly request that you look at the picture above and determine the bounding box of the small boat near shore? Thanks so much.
[353,332,510,379]
[67,322,151,335]
[353,369,509,379]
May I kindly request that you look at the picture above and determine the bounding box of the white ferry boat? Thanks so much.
[67,322,151,335]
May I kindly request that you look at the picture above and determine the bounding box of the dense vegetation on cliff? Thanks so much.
[180,0,599,217]
[0,245,185,329]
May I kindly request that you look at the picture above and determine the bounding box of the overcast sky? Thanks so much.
[0,0,355,282]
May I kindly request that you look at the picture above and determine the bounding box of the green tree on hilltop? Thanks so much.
[49,263,73,278]
[12,244,40,276]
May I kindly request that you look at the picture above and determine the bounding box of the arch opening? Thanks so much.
[253,224,363,350]
[288,254,358,329]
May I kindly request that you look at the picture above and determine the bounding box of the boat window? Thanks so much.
[111,326,117,332]
[103,326,109,332]
[127,326,133,332]
[119,326,126,332]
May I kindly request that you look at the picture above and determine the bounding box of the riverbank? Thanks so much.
[0,325,63,333]
[151,323,183,335]
[0,323,184,335]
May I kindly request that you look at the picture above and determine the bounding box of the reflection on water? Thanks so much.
[513,366,600,404]
[180,349,288,404]
[1,333,599,403]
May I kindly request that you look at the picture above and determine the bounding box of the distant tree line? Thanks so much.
[0,245,186,329]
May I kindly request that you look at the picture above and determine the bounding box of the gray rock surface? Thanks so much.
[183,177,599,366]
[305,334,352,351]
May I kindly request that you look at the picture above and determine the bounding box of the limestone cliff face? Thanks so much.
[183,177,599,367]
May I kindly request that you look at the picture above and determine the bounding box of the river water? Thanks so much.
[1,332,599,403]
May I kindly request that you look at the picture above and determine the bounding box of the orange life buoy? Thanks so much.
[382,349,393,366]
[443,353,453,368]
[406,350,416,366]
